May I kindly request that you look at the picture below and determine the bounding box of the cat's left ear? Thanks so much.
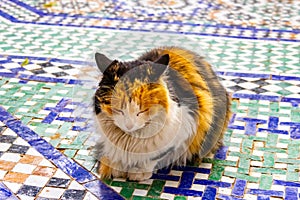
[95,53,113,73]
[151,54,169,80]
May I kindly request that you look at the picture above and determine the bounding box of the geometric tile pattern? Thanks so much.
[2,0,300,42]
[0,0,300,199]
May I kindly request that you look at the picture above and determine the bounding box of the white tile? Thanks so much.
[164,180,179,187]
[218,187,232,195]
[160,193,175,199]
[224,166,237,173]
[0,170,7,179]
[2,129,17,136]
[191,184,205,191]
[13,137,29,146]
[12,163,36,174]
[53,169,70,179]
[39,187,65,198]
[111,186,122,193]
[26,148,42,156]
[3,181,22,193]
[0,153,21,162]
[83,192,99,200]
[68,180,85,190]
[0,143,11,151]
[39,159,54,167]
[132,189,148,196]
[25,175,50,187]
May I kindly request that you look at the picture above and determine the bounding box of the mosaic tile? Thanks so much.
[0,0,300,199]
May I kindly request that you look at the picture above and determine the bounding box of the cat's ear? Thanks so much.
[150,54,169,81]
[95,53,113,72]
[155,54,169,66]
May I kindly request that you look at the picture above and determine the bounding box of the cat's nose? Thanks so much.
[125,123,134,130]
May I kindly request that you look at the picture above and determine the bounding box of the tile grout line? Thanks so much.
[0,106,124,200]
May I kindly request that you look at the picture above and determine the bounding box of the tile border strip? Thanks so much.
[0,106,124,200]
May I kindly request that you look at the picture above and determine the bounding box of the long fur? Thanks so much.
[94,46,231,180]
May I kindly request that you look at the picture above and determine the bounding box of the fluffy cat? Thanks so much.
[94,47,231,181]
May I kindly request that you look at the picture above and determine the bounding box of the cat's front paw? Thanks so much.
[128,171,152,181]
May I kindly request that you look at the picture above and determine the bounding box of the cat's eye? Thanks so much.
[112,108,124,115]
[137,109,149,116]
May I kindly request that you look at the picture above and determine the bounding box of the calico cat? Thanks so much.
[94,47,231,181]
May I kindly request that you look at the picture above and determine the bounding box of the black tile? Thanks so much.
[0,135,17,143]
[17,185,41,197]
[39,62,54,67]
[59,65,74,70]
[228,85,244,91]
[253,87,268,94]
[252,79,269,87]
[52,72,69,77]
[232,78,247,84]
[31,69,46,74]
[46,177,70,188]
[61,189,86,200]
[7,144,29,154]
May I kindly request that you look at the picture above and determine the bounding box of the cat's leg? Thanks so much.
[98,157,127,179]
[127,161,156,181]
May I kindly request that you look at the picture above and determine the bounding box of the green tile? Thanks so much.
[147,180,165,197]
[133,196,165,200]
[224,171,259,182]
[209,165,224,181]
[174,196,187,200]
[259,175,272,190]
[286,172,299,181]
[120,187,134,199]
[263,153,275,167]
[111,181,150,190]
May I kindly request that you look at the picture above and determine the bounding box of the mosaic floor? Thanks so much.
[0,0,300,199]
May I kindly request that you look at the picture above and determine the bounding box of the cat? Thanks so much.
[94,46,231,181]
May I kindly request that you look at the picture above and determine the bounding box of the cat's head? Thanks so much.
[94,53,170,133]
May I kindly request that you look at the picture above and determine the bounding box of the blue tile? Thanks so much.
[257,196,270,200]
[224,72,270,79]
[151,173,180,181]
[217,194,244,200]
[163,187,203,197]
[232,179,246,197]
[232,94,280,101]
[156,166,171,174]
[273,180,300,187]
[248,189,283,197]
[268,117,279,129]
[84,180,124,200]
[290,127,300,139]
[178,171,195,189]
[202,186,217,200]
[257,128,289,135]
[285,187,298,200]
[214,146,228,160]
[193,179,231,188]
[272,75,300,81]
[0,72,17,78]
[0,182,18,200]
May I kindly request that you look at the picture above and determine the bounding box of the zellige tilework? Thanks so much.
[0,0,300,199]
